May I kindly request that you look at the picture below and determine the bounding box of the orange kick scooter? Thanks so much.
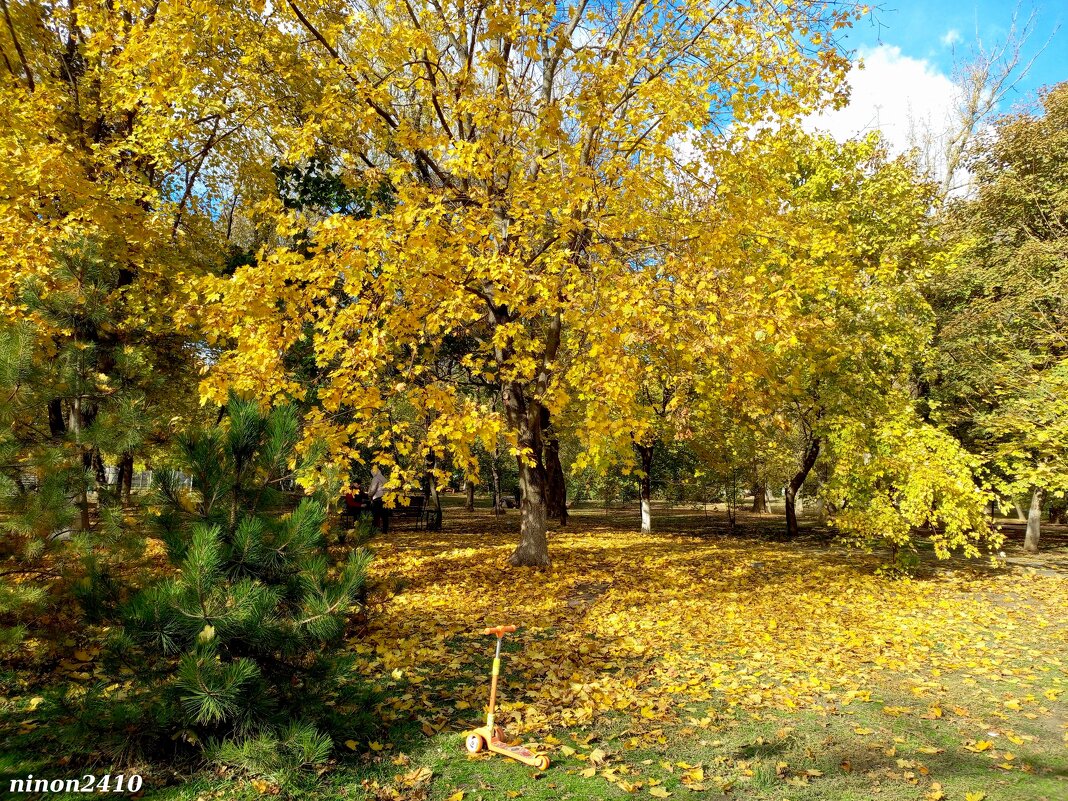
[463,625,550,770]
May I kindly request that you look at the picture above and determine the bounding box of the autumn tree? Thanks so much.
[204,0,860,565]
[929,83,1068,553]
[0,0,289,636]
[0,1,273,513]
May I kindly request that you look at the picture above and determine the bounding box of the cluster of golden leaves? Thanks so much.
[346,526,1066,792]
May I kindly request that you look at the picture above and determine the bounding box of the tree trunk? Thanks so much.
[785,436,820,539]
[424,452,443,531]
[427,481,442,530]
[635,442,654,533]
[750,476,768,514]
[1013,498,1027,521]
[490,447,502,517]
[543,413,568,525]
[1024,487,1042,554]
[48,398,66,438]
[512,455,550,565]
[502,383,550,566]
[1050,500,1067,525]
[464,479,475,512]
[91,447,107,485]
[118,451,134,505]
[68,397,91,532]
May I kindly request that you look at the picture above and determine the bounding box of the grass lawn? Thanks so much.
[2,507,1066,800]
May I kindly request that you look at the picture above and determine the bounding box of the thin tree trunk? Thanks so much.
[118,451,134,505]
[1050,500,1066,525]
[91,448,107,485]
[543,415,568,525]
[424,452,443,531]
[785,436,820,539]
[635,442,654,533]
[69,397,90,532]
[1024,487,1042,554]
[464,479,475,512]
[1013,498,1027,522]
[490,446,502,517]
[48,398,66,438]
[750,475,768,514]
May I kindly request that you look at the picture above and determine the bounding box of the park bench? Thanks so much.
[394,495,431,529]
[339,495,434,531]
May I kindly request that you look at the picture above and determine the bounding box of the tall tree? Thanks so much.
[206,0,860,565]
[930,83,1068,554]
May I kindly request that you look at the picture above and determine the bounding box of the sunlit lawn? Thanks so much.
[2,505,1066,800]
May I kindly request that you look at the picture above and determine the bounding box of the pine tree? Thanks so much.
[112,396,370,771]
[1,239,210,648]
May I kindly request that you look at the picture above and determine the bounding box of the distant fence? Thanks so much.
[99,467,192,491]
[11,469,193,494]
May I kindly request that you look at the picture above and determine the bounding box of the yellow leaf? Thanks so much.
[250,779,269,794]
[447,791,465,801]
[650,788,671,798]
[682,766,704,783]
[344,739,358,751]
[853,727,875,735]
[398,766,433,786]
[369,741,385,751]
[965,792,986,801]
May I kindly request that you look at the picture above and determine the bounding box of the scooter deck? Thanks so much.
[489,740,538,762]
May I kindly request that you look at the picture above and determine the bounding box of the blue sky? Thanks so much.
[804,2,1065,156]
[848,1,1065,104]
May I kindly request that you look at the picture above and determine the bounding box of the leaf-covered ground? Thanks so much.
[341,512,1067,801]
[2,509,1066,801]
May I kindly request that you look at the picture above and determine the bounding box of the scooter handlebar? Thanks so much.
[483,625,517,637]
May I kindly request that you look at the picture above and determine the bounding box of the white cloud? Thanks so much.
[803,44,961,158]
[940,29,962,47]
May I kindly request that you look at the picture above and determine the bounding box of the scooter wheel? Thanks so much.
[465,734,485,753]
[534,755,550,770]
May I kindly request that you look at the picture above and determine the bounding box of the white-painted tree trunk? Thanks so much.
[640,498,652,533]
[1024,487,1042,554]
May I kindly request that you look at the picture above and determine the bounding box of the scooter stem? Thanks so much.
[486,635,502,731]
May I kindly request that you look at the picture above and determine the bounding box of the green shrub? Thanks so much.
[101,397,370,774]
